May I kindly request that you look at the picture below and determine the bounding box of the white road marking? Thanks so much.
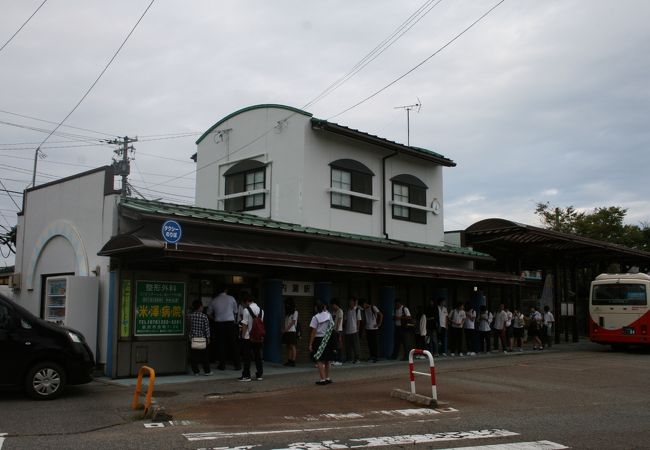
[185,425,380,441]
[0,432,6,450]
[439,440,569,450]
[187,428,518,448]
[283,407,457,422]
[145,420,196,428]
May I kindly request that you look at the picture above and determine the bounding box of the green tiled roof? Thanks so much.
[121,198,490,259]
[193,104,455,167]
[311,118,455,166]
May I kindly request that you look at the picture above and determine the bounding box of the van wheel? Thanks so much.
[25,362,67,400]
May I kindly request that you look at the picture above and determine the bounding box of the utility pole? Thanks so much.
[106,136,137,198]
[394,99,422,146]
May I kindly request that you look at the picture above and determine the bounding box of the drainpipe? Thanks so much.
[382,150,398,239]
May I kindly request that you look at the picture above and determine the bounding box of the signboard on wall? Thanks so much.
[134,281,185,336]
[120,280,131,338]
[282,281,314,297]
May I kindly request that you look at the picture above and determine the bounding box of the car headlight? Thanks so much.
[68,331,83,343]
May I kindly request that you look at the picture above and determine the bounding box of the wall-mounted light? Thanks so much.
[232,276,244,285]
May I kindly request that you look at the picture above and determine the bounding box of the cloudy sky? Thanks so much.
[1,0,649,266]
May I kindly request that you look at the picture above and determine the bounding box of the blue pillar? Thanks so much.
[314,282,332,305]
[106,271,116,377]
[263,279,284,364]
[378,285,395,359]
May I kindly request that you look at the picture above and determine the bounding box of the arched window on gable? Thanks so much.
[391,174,427,224]
[329,159,374,215]
[223,159,267,212]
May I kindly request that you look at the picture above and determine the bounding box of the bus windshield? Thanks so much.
[592,283,647,306]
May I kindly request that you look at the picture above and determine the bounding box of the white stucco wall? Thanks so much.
[195,105,448,246]
[13,168,119,363]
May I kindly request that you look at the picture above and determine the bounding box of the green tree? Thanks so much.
[534,202,650,251]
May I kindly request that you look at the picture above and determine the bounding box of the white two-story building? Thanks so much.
[194,104,448,247]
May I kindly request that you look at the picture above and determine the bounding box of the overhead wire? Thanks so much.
[0,0,48,54]
[31,0,157,185]
[147,1,505,191]
[0,179,20,209]
[302,0,444,110]
[0,119,106,145]
[328,0,507,120]
[4,0,442,196]
[0,109,117,138]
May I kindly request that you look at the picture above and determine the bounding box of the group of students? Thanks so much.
[282,297,385,369]
[301,297,385,385]
[190,290,557,385]
[413,300,556,357]
[187,288,265,382]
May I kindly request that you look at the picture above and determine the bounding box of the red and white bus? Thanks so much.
[589,273,650,348]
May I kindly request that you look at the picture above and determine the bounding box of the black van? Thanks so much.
[0,293,95,399]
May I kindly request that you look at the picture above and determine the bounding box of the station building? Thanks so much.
[12,104,649,377]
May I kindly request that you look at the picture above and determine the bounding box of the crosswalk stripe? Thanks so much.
[185,428,519,446]
[439,440,569,449]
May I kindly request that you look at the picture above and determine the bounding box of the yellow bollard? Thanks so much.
[132,365,156,416]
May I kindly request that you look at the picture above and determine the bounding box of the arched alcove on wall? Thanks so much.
[25,219,89,290]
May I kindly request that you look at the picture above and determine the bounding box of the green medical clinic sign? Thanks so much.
[120,280,131,338]
[134,281,185,336]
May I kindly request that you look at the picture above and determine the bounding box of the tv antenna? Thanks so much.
[394,98,421,146]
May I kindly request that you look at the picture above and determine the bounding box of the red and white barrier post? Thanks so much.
[391,348,441,407]
[408,348,437,402]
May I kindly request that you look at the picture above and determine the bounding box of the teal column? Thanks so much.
[263,279,284,364]
[314,282,332,305]
[378,285,395,359]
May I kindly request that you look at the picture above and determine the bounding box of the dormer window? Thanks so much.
[391,174,427,224]
[329,159,374,215]
[223,159,267,212]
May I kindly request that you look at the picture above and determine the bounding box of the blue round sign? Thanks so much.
[161,220,182,244]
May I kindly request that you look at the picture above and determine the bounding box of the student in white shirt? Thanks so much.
[309,301,335,385]
[437,299,449,355]
[543,305,555,348]
[463,303,477,356]
[449,302,466,356]
[478,305,492,353]
[362,299,383,363]
[330,300,344,365]
[344,298,362,363]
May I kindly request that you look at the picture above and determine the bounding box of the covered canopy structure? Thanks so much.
[458,219,650,342]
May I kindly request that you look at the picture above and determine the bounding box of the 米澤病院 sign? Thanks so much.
[135,281,185,336]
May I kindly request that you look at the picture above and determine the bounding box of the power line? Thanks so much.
[0,0,48,54]
[0,189,24,196]
[31,0,157,187]
[302,0,444,110]
[0,109,117,138]
[328,0,507,121]
[143,2,451,190]
[0,119,106,144]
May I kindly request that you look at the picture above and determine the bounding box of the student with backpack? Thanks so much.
[238,292,264,382]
